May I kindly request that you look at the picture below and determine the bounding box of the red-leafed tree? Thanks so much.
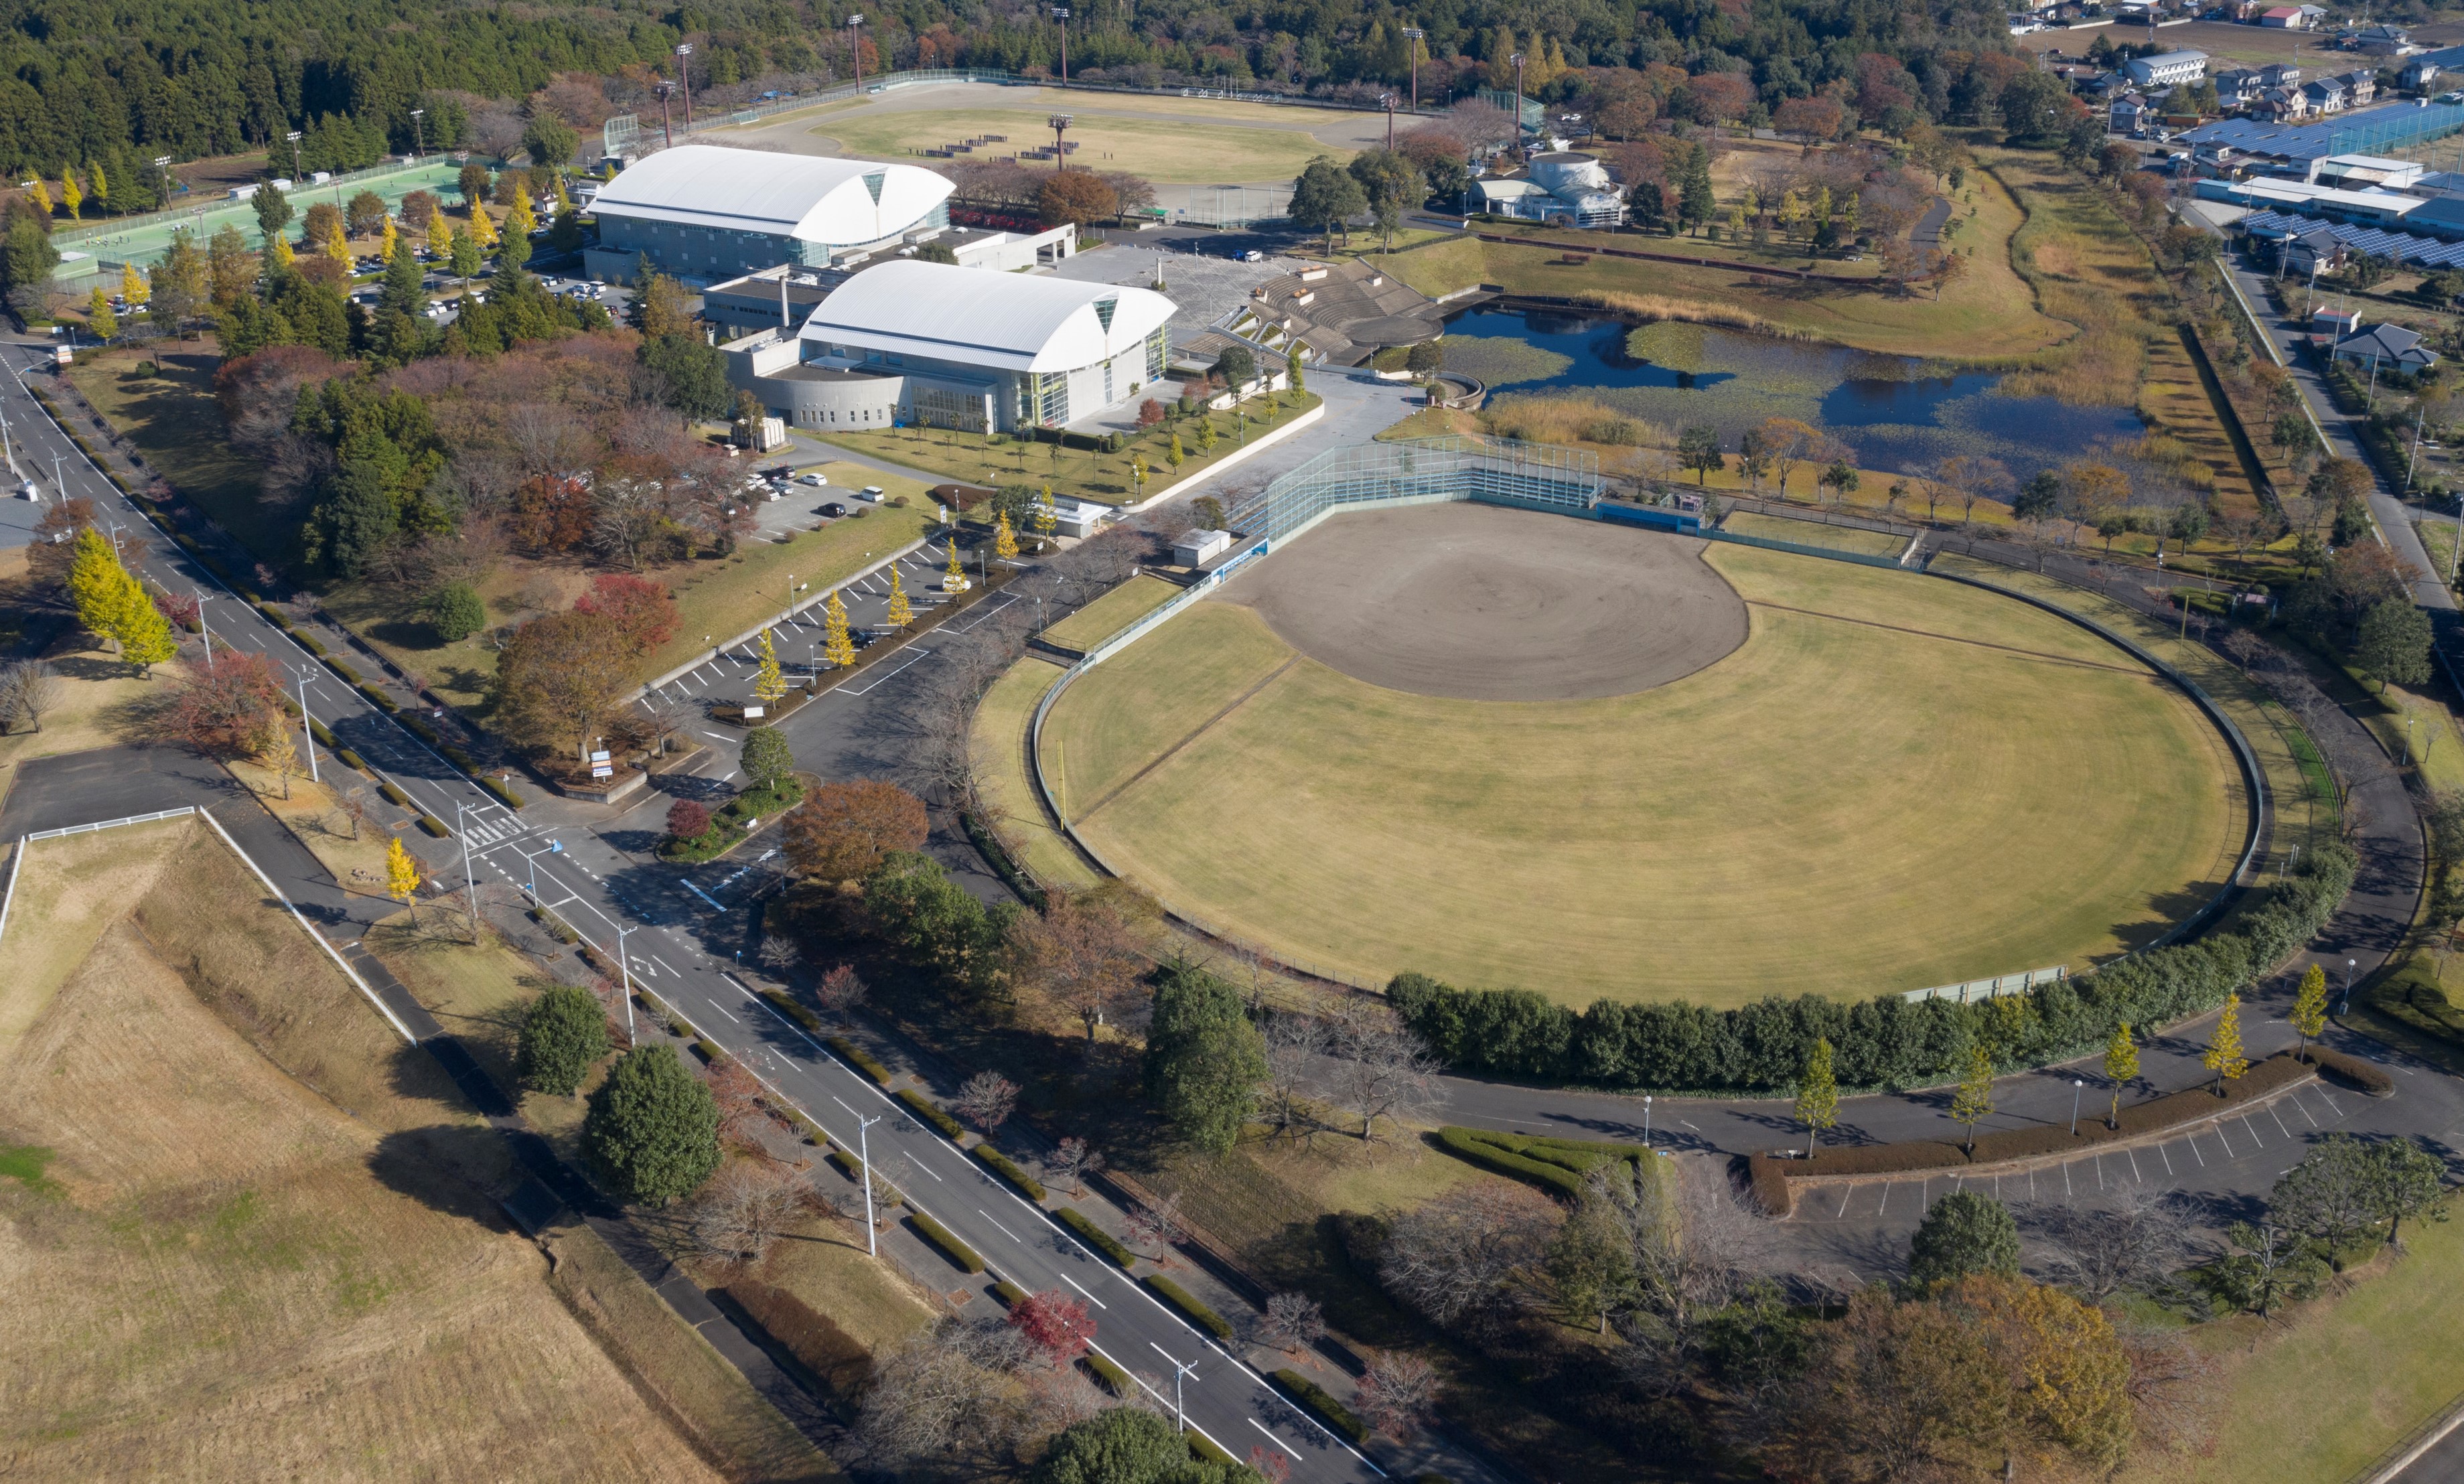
[783,779,928,882]
[163,651,287,757]
[666,798,712,840]
[1007,1290,1094,1367]
[512,474,595,556]
[152,588,202,629]
[575,573,680,658]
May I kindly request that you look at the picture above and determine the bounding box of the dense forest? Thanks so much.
[3,0,2029,179]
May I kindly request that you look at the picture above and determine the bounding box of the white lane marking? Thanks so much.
[977,1208,1021,1244]
[1056,1270,1108,1308]
[710,1001,738,1023]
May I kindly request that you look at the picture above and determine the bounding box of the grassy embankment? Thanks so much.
[1044,546,2244,1006]
[0,816,830,1481]
[813,392,1322,512]
[817,107,1346,185]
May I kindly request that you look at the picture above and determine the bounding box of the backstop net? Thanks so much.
[1224,435,1603,545]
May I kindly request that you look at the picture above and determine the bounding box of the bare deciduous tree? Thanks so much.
[1354,1350,1439,1440]
[691,1162,810,1264]
[854,1317,1039,1471]
[1322,1001,1442,1141]
[1123,1190,1184,1257]
[757,932,802,976]
[814,963,868,1030]
[2027,1187,2193,1303]
[1260,1011,1331,1142]
[1048,1136,1102,1197]
[954,1070,1019,1134]
[1260,1290,1326,1354]
[1378,1181,1559,1335]
[0,660,62,734]
[1009,891,1149,1043]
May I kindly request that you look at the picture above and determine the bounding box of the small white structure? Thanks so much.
[1172,528,1232,567]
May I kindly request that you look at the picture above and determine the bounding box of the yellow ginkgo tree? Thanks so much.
[822,591,857,666]
[751,629,788,706]
[386,836,423,924]
[883,571,912,628]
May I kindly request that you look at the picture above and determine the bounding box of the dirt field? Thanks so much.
[1040,514,2246,1005]
[0,819,822,1481]
[1218,502,1747,701]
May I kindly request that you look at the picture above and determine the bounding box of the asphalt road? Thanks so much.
[0,337,1449,1484]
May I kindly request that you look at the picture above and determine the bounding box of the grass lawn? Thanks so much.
[0,638,154,788]
[226,756,401,892]
[65,346,288,565]
[816,106,1348,184]
[1358,235,1488,299]
[1041,541,2245,1005]
[2117,1223,2464,1483]
[814,393,1321,510]
[970,654,1102,895]
[1038,573,1181,652]
[361,908,609,1157]
[1722,510,1909,558]
[0,819,803,1481]
[325,486,938,712]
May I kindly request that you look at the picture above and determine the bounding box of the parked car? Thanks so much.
[859,485,885,501]
[799,471,830,486]
[1239,248,1264,262]
[820,501,847,517]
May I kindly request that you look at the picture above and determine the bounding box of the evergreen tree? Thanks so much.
[2369,1138,2450,1248]
[1678,145,1716,234]
[499,194,534,272]
[427,581,485,640]
[2203,991,2248,1094]
[1949,1042,1994,1155]
[1141,960,1267,1154]
[252,185,292,242]
[448,224,482,281]
[741,725,796,794]
[2291,964,2329,1062]
[1906,1189,2020,1287]
[517,983,611,1096]
[1794,1035,1838,1157]
[584,1043,721,1206]
[379,234,426,319]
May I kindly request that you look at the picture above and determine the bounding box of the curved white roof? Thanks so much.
[799,261,1177,373]
[594,145,952,246]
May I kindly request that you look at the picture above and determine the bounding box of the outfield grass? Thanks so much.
[970,654,1101,894]
[1042,541,2244,1005]
[1039,573,1183,653]
[816,106,1347,184]
[0,820,784,1481]
[1721,510,1909,558]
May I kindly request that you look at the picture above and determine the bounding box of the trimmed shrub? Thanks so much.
[1142,1274,1234,1342]
[532,907,580,944]
[1189,1430,1240,1467]
[1391,844,2358,1094]
[356,682,397,713]
[897,1086,965,1140]
[321,656,358,682]
[971,1143,1047,1201]
[691,1038,722,1064]
[1082,1348,1134,1396]
[762,990,825,1037]
[994,1276,1029,1307]
[829,1035,894,1084]
[307,717,338,749]
[2303,1046,2395,1096]
[825,1146,864,1183]
[909,1210,985,1273]
[1058,1206,1137,1268]
[293,632,326,657]
[478,774,525,809]
[416,813,449,837]
[1434,1127,1647,1198]
[336,748,366,771]
[1272,1368,1370,1446]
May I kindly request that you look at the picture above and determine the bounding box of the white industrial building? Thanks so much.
[2118,50,2210,89]
[1468,151,1626,228]
[583,145,955,284]
[723,260,1176,434]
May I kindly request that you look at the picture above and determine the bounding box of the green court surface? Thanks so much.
[51,159,469,277]
[1038,542,2247,1007]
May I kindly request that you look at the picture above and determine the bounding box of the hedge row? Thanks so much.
[306,717,338,749]
[1393,845,2357,1094]
[336,747,367,771]
[1058,1206,1137,1268]
[691,1038,722,1064]
[897,1087,965,1140]
[2304,1045,2394,1096]
[1272,1369,1370,1446]
[972,1143,1047,1201]
[478,775,525,810]
[1748,1049,2331,1216]
[829,1035,894,1084]
[1082,1349,1134,1396]
[909,1210,985,1273]
[825,1146,864,1183]
[357,682,397,713]
[993,1276,1029,1307]
[376,780,411,808]
[1143,1274,1234,1343]
[1434,1127,1647,1199]
[1189,1430,1240,1468]
[531,907,579,945]
[415,814,449,838]
[762,990,824,1037]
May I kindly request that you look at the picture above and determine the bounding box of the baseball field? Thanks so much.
[1036,503,2246,1006]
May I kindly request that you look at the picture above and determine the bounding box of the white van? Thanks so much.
[858,485,885,502]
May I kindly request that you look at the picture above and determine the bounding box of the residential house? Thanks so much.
[2343,23,2416,52]
[2302,77,2350,113]
[2119,50,2212,89]
[2287,228,2349,276]
[2112,93,2153,133]
[2251,87,2312,121]
[2331,322,2441,371]
[2258,4,2328,27]
[2400,45,2464,91]
[2215,68,2261,109]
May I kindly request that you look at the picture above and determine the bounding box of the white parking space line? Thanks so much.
[2214,1122,2235,1159]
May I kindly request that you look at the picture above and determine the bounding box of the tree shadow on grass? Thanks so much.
[365,1121,530,1228]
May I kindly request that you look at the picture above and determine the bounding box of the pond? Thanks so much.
[1439,307,2143,481]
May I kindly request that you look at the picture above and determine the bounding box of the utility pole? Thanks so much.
[1054,7,1070,84]
[1384,92,1396,150]
[676,44,696,130]
[1153,1345,1200,1432]
[1511,54,1528,164]
[293,665,319,784]
[856,1111,883,1256]
[848,15,867,90]
[615,922,638,1044]
[286,131,304,183]
[1403,27,1425,111]
[456,802,480,943]
[194,591,215,671]
[410,108,426,159]
[1049,113,1072,169]
[657,83,676,151]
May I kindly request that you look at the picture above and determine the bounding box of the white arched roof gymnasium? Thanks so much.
[593,145,953,247]
[798,261,1178,373]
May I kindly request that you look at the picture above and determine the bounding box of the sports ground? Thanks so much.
[1037,503,2247,1006]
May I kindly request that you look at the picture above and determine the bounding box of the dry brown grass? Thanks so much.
[0,820,826,1482]
[1567,289,1806,341]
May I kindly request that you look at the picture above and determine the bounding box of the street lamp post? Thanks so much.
[286,131,304,183]
[1511,54,1527,163]
[1383,92,1396,150]
[2070,1079,2084,1136]
[1054,7,1070,84]
[848,17,867,90]
[2341,956,2357,1015]
[855,1110,883,1256]
[456,802,480,943]
[615,923,638,1044]
[1402,27,1425,111]
[194,591,215,671]
[676,44,696,129]
[657,82,676,150]
[1154,1345,1199,1432]
[410,108,426,159]
[1642,1094,1653,1148]
[293,665,319,784]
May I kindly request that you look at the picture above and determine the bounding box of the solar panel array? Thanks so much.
[2240,210,2464,269]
